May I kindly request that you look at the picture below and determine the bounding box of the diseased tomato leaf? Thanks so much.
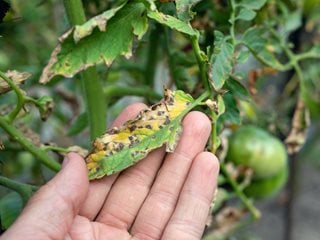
[175,0,202,22]
[86,89,207,180]
[40,2,148,83]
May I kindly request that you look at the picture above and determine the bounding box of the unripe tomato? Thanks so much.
[226,126,287,179]
[244,165,288,198]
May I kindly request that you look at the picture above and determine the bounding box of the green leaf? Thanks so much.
[68,112,89,136]
[40,2,148,83]
[73,2,127,43]
[219,92,241,125]
[236,50,250,63]
[241,0,267,10]
[0,192,23,229]
[236,8,256,21]
[301,64,320,118]
[226,78,249,100]
[175,0,202,22]
[242,26,283,70]
[209,31,234,90]
[147,10,199,37]
[141,0,157,11]
[85,89,207,179]
[283,10,302,34]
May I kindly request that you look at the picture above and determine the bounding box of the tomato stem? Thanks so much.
[220,163,261,220]
[63,0,107,140]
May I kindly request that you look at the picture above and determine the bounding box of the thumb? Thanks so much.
[2,153,89,240]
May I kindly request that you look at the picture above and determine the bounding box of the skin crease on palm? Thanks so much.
[1,103,220,240]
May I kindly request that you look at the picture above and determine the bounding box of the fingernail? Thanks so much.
[62,155,70,169]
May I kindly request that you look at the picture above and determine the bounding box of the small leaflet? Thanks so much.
[85,89,194,180]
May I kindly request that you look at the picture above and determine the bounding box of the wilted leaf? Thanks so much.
[86,89,206,180]
[204,207,246,240]
[209,31,234,90]
[67,145,88,157]
[175,0,202,22]
[285,99,310,154]
[0,70,31,94]
[37,96,54,121]
[16,123,42,147]
[40,2,148,83]
[147,10,199,37]
[0,192,23,229]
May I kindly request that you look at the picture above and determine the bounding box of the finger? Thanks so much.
[79,103,147,220]
[95,146,166,229]
[161,152,219,240]
[2,153,89,240]
[131,111,211,240]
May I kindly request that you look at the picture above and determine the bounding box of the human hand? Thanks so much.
[2,103,219,240]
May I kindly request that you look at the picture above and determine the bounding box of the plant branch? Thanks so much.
[0,176,38,204]
[63,0,107,140]
[220,163,261,220]
[164,28,178,88]
[190,36,210,91]
[0,117,60,172]
[229,0,237,45]
[296,50,320,62]
[144,24,160,87]
[41,145,70,153]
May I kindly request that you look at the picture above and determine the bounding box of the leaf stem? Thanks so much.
[182,90,210,116]
[0,117,60,172]
[220,163,261,220]
[63,0,107,140]
[229,0,237,45]
[210,111,218,153]
[190,36,210,91]
[41,145,70,153]
[0,176,38,204]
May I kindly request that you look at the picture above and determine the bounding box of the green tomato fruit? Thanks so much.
[244,165,288,199]
[226,126,287,179]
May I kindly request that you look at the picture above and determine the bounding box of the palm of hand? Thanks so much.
[2,103,218,240]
